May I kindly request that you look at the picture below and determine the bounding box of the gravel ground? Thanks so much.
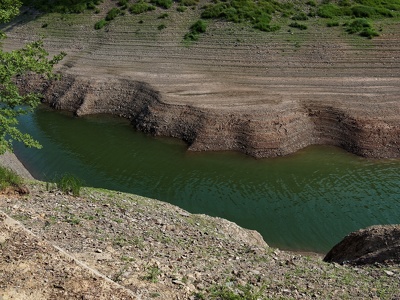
[1,179,399,299]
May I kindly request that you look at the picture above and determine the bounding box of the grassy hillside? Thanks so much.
[22,0,400,42]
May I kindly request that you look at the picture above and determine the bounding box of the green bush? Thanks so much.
[317,3,344,18]
[190,20,207,33]
[94,19,107,29]
[25,0,103,13]
[200,0,282,32]
[289,22,308,30]
[56,173,83,197]
[351,5,376,17]
[150,0,173,9]
[254,22,280,32]
[338,0,351,7]
[0,167,23,191]
[158,24,167,30]
[129,1,156,14]
[87,1,97,9]
[179,0,198,6]
[118,0,129,6]
[327,20,340,27]
[306,0,317,7]
[177,6,187,12]
[292,12,309,20]
[184,20,207,42]
[158,13,169,19]
[360,27,379,38]
[346,18,371,34]
[106,8,121,21]
[184,32,199,41]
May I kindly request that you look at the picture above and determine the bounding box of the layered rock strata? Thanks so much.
[18,74,400,158]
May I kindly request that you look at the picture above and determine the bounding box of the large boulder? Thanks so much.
[324,225,400,265]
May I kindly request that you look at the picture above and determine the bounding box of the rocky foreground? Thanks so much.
[1,181,400,299]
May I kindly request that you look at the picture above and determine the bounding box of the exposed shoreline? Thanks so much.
[17,72,400,160]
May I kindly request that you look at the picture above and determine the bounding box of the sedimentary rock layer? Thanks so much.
[18,73,400,158]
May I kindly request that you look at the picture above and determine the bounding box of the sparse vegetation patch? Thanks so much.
[129,1,156,14]
[184,20,207,42]
[22,0,104,13]
[22,0,400,39]
[0,166,23,191]
[56,173,83,196]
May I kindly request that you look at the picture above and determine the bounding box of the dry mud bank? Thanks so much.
[2,5,400,158]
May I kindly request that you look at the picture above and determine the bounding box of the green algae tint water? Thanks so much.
[15,106,400,253]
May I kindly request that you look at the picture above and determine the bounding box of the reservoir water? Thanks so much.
[15,106,400,253]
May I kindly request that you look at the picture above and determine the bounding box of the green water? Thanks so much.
[15,107,400,253]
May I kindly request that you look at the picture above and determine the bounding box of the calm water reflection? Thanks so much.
[15,107,400,253]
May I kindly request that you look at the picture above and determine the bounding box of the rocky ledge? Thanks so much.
[324,225,400,265]
[18,73,400,159]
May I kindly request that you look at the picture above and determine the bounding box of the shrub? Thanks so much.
[56,173,83,197]
[118,0,129,6]
[94,19,107,29]
[327,20,340,27]
[317,3,343,18]
[0,167,23,191]
[130,1,156,14]
[183,20,207,42]
[158,24,167,30]
[87,1,97,9]
[254,22,280,32]
[289,22,308,30]
[200,0,281,32]
[150,0,173,9]
[179,0,199,6]
[351,5,376,17]
[338,0,351,7]
[158,13,169,19]
[346,18,371,34]
[190,20,207,33]
[306,0,317,7]
[106,8,121,21]
[292,12,309,20]
[177,6,187,12]
[360,27,379,38]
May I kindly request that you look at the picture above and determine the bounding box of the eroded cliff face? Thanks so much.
[17,73,400,159]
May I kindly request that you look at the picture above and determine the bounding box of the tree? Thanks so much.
[0,0,21,24]
[0,1,65,155]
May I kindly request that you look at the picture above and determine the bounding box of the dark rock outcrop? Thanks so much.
[324,225,400,265]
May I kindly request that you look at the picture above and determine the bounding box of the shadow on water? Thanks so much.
[15,106,400,253]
